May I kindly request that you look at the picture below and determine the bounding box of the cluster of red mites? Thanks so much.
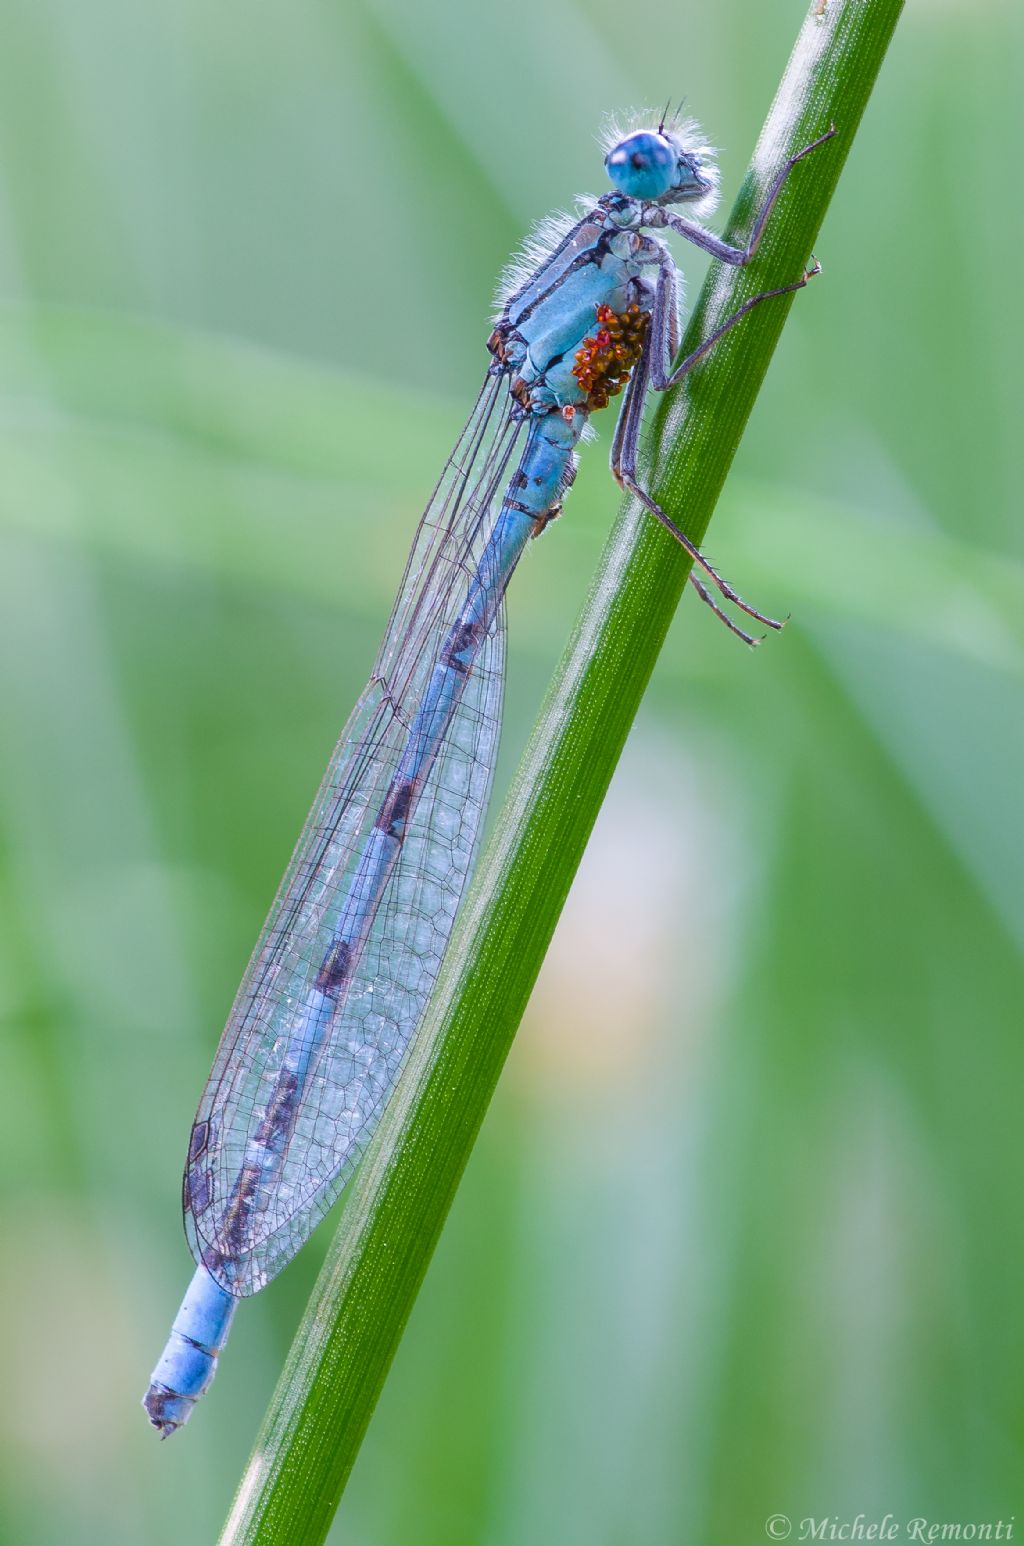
[572,302,650,410]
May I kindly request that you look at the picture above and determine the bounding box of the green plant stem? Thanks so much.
[220,4,903,1540]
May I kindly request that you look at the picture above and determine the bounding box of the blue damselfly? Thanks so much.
[144,110,834,1435]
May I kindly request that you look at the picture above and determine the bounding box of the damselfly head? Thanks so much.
[601,114,719,211]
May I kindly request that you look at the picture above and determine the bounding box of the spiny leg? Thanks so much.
[612,291,790,629]
[609,129,833,640]
[608,321,651,489]
[649,257,822,393]
[611,345,777,637]
[611,252,821,635]
[661,126,836,267]
[688,572,765,647]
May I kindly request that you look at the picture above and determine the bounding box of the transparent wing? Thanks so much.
[184,374,526,1293]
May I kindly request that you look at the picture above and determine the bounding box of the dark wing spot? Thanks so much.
[188,1119,211,1165]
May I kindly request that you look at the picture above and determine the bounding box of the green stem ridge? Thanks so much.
[220,4,903,1541]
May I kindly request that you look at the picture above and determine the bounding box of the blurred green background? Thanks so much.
[1,1,1021,1542]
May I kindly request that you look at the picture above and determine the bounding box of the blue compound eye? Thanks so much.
[604,131,676,201]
